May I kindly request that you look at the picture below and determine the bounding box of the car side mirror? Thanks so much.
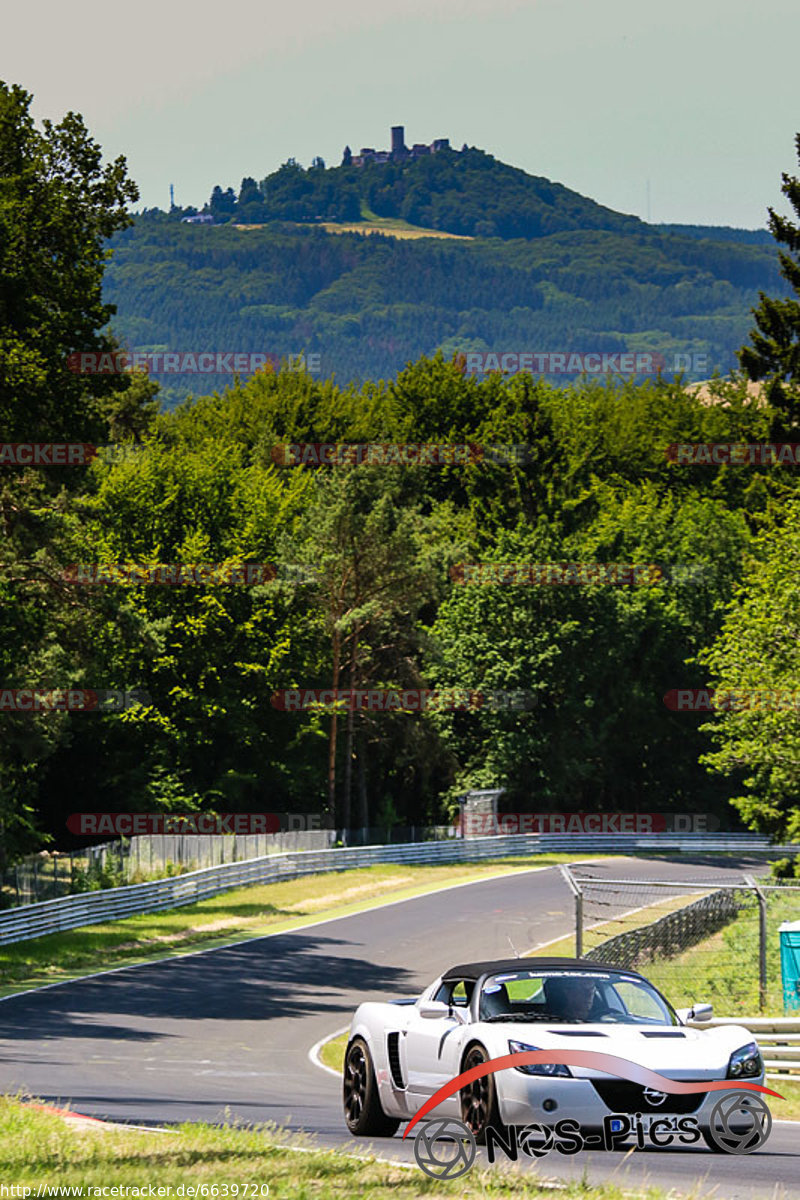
[677,1003,713,1023]
[418,1000,451,1020]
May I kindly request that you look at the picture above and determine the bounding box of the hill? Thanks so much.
[104,209,783,404]
[189,146,648,241]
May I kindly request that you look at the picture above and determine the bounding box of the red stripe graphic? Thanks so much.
[401,1049,783,1139]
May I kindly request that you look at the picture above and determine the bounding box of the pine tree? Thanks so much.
[739,133,800,432]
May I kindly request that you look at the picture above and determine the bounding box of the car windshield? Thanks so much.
[478,969,678,1025]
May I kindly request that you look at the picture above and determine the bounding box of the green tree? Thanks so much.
[293,467,438,828]
[697,500,800,841]
[0,81,138,441]
[739,133,800,432]
[0,83,139,860]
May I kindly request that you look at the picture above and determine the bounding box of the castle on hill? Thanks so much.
[343,126,462,167]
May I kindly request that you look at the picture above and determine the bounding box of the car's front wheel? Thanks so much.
[343,1037,400,1137]
[460,1043,504,1144]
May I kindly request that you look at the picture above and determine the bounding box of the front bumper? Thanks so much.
[497,1070,768,1132]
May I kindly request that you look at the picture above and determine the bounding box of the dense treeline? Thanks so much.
[4,354,798,858]
[104,217,784,405]
[2,85,799,867]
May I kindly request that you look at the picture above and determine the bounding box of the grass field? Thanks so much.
[316,219,473,240]
[0,1097,684,1199]
[643,890,800,1016]
[0,855,601,995]
[232,213,473,239]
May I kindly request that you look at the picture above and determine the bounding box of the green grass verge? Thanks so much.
[0,855,602,995]
[0,1097,675,1198]
[320,1032,349,1073]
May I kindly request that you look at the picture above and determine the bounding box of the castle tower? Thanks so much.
[391,125,406,157]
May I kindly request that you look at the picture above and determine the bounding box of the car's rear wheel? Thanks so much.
[460,1043,504,1144]
[343,1037,400,1137]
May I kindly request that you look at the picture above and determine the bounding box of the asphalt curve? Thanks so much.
[1,856,797,1198]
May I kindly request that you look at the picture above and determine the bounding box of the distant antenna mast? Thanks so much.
[170,183,175,210]
[646,179,651,223]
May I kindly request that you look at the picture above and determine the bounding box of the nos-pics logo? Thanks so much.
[413,1091,772,1179]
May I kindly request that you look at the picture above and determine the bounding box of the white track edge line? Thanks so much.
[308,1025,350,1079]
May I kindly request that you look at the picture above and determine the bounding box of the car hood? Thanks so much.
[484,1021,753,1079]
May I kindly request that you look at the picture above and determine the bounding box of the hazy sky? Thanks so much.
[2,0,798,227]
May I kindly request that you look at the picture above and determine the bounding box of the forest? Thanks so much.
[105,215,784,405]
[2,82,799,866]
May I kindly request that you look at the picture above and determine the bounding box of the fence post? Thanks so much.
[559,865,583,957]
[745,875,768,1012]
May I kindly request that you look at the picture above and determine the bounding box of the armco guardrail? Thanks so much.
[688,1016,800,1075]
[0,831,796,947]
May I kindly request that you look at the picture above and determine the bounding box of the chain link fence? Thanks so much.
[0,825,459,908]
[561,867,800,1015]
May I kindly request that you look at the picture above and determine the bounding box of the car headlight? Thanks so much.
[727,1042,763,1079]
[508,1040,572,1077]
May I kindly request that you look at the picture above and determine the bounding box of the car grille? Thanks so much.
[590,1081,707,1114]
[387,1032,405,1088]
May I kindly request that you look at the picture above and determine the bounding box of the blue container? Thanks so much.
[779,921,800,1012]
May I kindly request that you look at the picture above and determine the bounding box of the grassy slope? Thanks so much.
[641,891,800,1016]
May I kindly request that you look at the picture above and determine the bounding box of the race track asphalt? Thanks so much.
[1,855,797,1198]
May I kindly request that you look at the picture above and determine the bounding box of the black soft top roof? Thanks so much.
[441,957,644,982]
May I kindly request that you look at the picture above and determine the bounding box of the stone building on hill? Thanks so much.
[344,126,456,167]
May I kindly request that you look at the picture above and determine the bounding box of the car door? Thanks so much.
[404,979,472,1111]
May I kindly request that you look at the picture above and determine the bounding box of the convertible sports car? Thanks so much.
[342,957,765,1149]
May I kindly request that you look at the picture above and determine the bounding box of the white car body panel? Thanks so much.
[346,973,764,1130]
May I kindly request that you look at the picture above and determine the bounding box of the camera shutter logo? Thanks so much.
[413,1117,476,1179]
[707,1091,772,1154]
[517,1122,555,1157]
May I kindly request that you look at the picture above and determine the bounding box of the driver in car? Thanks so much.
[543,975,607,1021]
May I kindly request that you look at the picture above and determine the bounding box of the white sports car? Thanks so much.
[342,957,766,1150]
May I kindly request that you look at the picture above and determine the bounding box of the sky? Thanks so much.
[2,0,798,228]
